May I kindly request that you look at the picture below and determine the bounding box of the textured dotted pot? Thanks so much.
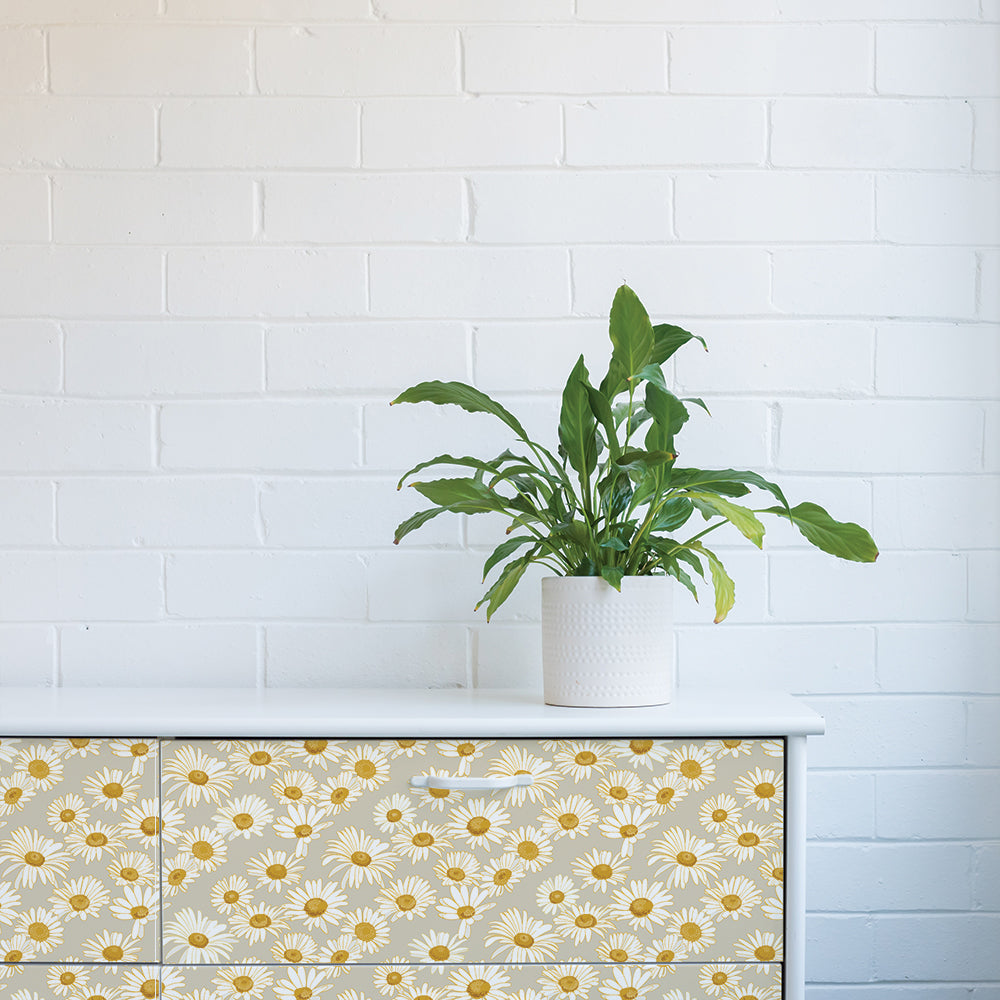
[541,575,674,708]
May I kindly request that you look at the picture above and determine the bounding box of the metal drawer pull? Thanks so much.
[409,774,534,791]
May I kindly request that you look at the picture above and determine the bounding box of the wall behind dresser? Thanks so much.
[0,2,997,994]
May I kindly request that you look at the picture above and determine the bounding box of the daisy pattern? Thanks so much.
[108,738,156,774]
[108,883,158,934]
[539,794,600,840]
[0,828,72,887]
[284,879,348,929]
[537,964,599,1000]
[323,828,396,887]
[271,769,321,808]
[595,769,647,806]
[409,929,467,964]
[0,883,22,926]
[64,820,124,863]
[727,977,780,1000]
[390,739,426,759]
[435,740,494,777]
[212,794,275,840]
[644,934,690,965]
[15,745,64,791]
[373,962,417,996]
[19,906,64,955]
[716,821,777,862]
[734,768,784,813]
[758,852,784,888]
[572,849,631,894]
[285,738,344,770]
[486,746,561,807]
[0,775,36,817]
[162,744,235,807]
[435,885,494,938]
[274,967,335,1000]
[611,739,671,770]
[698,964,742,997]
[375,793,418,834]
[735,927,784,963]
[45,794,86,832]
[341,744,393,790]
[484,908,561,962]
[274,804,334,857]
[701,875,763,921]
[413,768,466,812]
[598,965,658,1000]
[446,964,510,1000]
[663,906,716,956]
[480,853,526,898]
[650,827,726,887]
[644,774,689,814]
[228,742,288,780]
[319,774,365,815]
[698,794,741,834]
[552,740,612,782]
[342,905,392,953]
[116,798,163,845]
[180,825,229,873]
[392,821,450,863]
[47,965,90,996]
[81,767,140,813]
[378,876,437,922]
[83,926,144,962]
[433,852,480,888]
[106,850,156,888]
[552,902,614,945]
[610,879,673,932]
[535,875,578,915]
[598,802,654,857]
[668,744,717,791]
[447,798,511,850]
[212,965,275,1000]
[271,931,320,964]
[49,874,110,921]
[209,875,251,915]
[162,854,198,898]
[504,826,552,872]
[165,907,238,963]
[229,901,290,944]
[246,848,304,895]
[326,932,364,967]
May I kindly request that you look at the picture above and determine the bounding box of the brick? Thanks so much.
[264,624,468,688]
[370,248,570,318]
[0,1,158,21]
[878,770,1000,839]
[987,403,1000,473]
[566,97,765,167]
[367,550,543,623]
[166,249,366,318]
[808,843,973,911]
[572,247,771,316]
[0,627,54,686]
[57,478,259,547]
[65,322,263,396]
[771,98,972,170]
[49,25,251,95]
[363,97,560,169]
[878,175,1000,247]
[674,320,875,396]
[778,400,984,473]
[0,174,48,242]
[805,915,875,983]
[160,98,358,168]
[266,322,467,392]
[54,173,254,245]
[0,322,60,393]
[967,698,1000,766]
[377,0,572,20]
[876,24,1000,97]
[773,247,977,319]
[166,552,366,619]
[0,247,163,318]
[973,844,1000,911]
[471,172,671,244]
[874,914,1000,980]
[676,171,873,242]
[806,695,967,768]
[578,0,778,20]
[166,0,372,18]
[0,480,53,546]
[0,28,44,94]
[807,772,875,839]
[672,397,770,470]
[0,99,154,169]
[877,625,1000,694]
[973,100,1000,171]
[474,624,543,690]
[263,174,463,244]
[876,322,1000,398]
[874,476,1000,552]
[474,320,609,393]
[464,26,665,95]
[778,0,980,16]
[676,625,876,694]
[809,990,994,1000]
[982,251,1000,322]
[59,623,258,687]
[160,401,361,472]
[259,477,460,549]
[0,553,162,621]
[968,551,1000,623]
[770,550,967,623]
[0,401,152,472]
[257,26,457,96]
[671,25,871,95]
[364,396,557,472]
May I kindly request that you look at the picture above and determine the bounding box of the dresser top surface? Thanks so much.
[0,686,824,737]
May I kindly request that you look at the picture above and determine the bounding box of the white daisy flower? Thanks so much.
[698,964,741,997]
[0,776,35,817]
[15,745,64,790]
[432,852,481,888]
[247,848,305,894]
[698,794,741,833]
[228,741,288,780]
[49,875,110,921]
[274,967,336,1000]
[486,746,561,807]
[734,928,784,963]
[209,875,251,914]
[571,849,631,894]
[45,793,86,831]
[325,932,363,968]
[271,932,320,964]
[597,965,658,1000]
[285,738,344,769]
[106,850,156,888]
[447,798,511,850]
[82,767,140,813]
[116,798,163,845]
[229,901,288,944]
[211,965,275,1000]
[284,878,348,929]
[124,964,184,1000]
[212,794,275,840]
[389,739,426,758]
[323,827,396,887]
[480,854,526,897]
[701,875,763,921]
[435,739,494,776]
[19,907,63,955]
[83,926,144,963]
[595,769,647,806]
[485,908,561,962]
[392,821,450,863]
[341,744,393,790]
[342,905,391,953]
[0,827,72,887]
[667,744,717,791]
[46,965,90,997]
[374,793,418,834]
[319,773,365,815]
[598,802,654,857]
[643,774,688,815]
[611,737,672,768]
[445,964,510,1000]
[162,744,235,807]
[0,883,22,926]
[108,884,158,934]
[758,852,784,888]
[727,977,780,1000]
[536,965,599,1000]
[373,962,416,997]
[610,879,674,932]
[180,825,228,872]
[762,891,783,921]
[713,738,755,759]
[108,738,157,774]
[435,884,494,939]
[539,794,600,840]
[271,769,321,808]
[535,876,578,915]
[412,768,465,812]
[377,876,437,922]
[409,930,467,964]
[643,935,690,966]
[761,738,784,757]
[663,907,716,956]
[552,902,614,946]
[0,932,36,964]
[734,767,784,813]
[162,855,199,898]
[716,821,776,862]
[504,826,553,872]
[274,804,334,857]
[552,740,613,782]
[401,983,446,1000]
[650,827,725,888]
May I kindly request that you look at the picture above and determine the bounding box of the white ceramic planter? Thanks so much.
[541,575,674,708]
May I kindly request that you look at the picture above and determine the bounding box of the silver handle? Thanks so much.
[409,774,534,791]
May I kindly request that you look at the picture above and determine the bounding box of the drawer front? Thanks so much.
[0,962,165,998]
[161,738,784,967]
[173,960,782,999]
[0,737,160,964]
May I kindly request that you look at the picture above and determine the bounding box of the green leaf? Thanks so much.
[392,380,529,441]
[410,477,505,514]
[616,449,678,469]
[599,536,629,551]
[393,507,448,544]
[688,492,766,549]
[683,396,711,416]
[688,541,735,623]
[476,552,533,621]
[600,564,625,591]
[396,452,505,490]
[665,560,700,602]
[600,284,655,398]
[651,322,708,364]
[651,497,694,532]
[760,501,879,562]
[482,535,536,580]
[585,384,621,463]
[559,355,599,480]
[671,468,788,508]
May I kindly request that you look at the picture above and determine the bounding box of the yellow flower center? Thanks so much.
[559,976,579,993]
[24,850,45,866]
[304,898,327,917]
[549,890,565,903]
[467,979,490,998]
[86,831,109,847]
[267,863,288,879]
[679,759,702,779]
[354,921,376,941]
[131,905,149,919]
[140,817,159,835]
[680,921,702,942]
[609,786,628,800]
[772,866,784,881]
[712,972,728,985]
[397,893,416,911]
[630,739,654,754]
[517,841,539,860]
[233,976,255,993]
[60,808,77,822]
[233,813,254,830]
[293,989,312,1000]
[619,824,638,838]
[351,850,371,866]
[120,866,139,881]
[332,949,350,963]
[619,989,638,1000]
[304,739,328,755]
[131,743,149,758]
[513,932,535,948]
[61,972,77,985]
[755,782,776,799]
[386,972,403,986]
[27,921,49,941]
[457,742,476,757]
[354,760,377,780]
[284,949,303,962]
[222,890,240,903]
[722,893,742,911]
[457,905,476,919]
[70,893,91,911]
[656,950,675,963]
[756,944,777,961]
[103,782,124,799]
[188,933,208,948]
[295,824,313,838]
[330,787,349,804]
[629,897,654,917]
[249,913,271,929]
[3,788,21,804]
[249,751,272,766]
[284,786,303,800]
[558,813,579,830]
[188,769,209,786]
[412,831,434,847]
[591,863,612,880]
[574,751,597,766]
[656,787,675,804]
[429,945,450,961]
[575,913,597,928]
[676,850,697,866]
[609,948,628,962]
[103,944,124,961]
[27,760,50,779]
[467,817,491,835]
[386,808,403,822]
[493,868,512,886]
[191,840,214,861]
[446,867,466,881]
[712,808,728,823]
[738,832,761,847]
[168,869,187,886]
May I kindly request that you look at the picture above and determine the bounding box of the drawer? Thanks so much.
[160,737,784,967]
[173,959,782,999]
[0,737,160,964]
[0,962,165,998]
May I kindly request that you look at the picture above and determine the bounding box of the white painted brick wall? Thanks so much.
[0,5,996,994]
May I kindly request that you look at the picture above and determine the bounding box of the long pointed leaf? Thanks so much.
[476,552,534,621]
[688,492,765,549]
[393,507,448,544]
[651,323,708,364]
[559,355,598,480]
[410,477,506,514]
[482,535,537,580]
[688,541,735,623]
[671,468,788,508]
[760,501,879,562]
[600,284,655,398]
[396,452,505,490]
[391,380,529,441]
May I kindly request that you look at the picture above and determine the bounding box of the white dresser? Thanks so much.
[0,687,823,1000]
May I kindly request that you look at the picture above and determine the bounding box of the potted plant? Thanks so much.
[391,284,878,707]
